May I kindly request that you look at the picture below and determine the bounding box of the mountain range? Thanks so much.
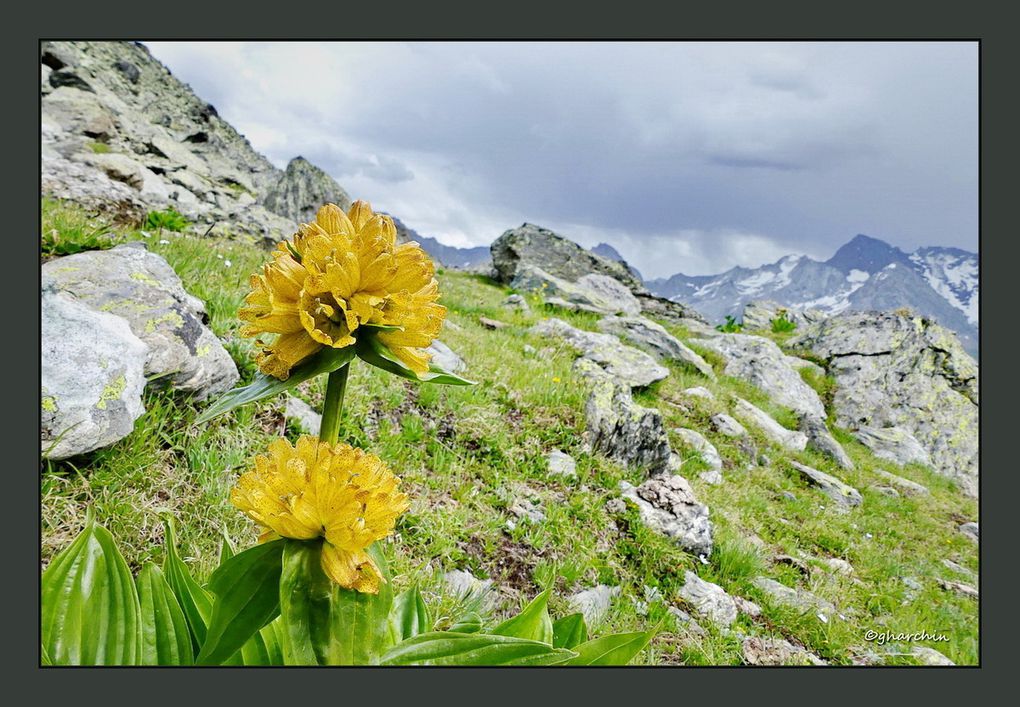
[645,234,978,356]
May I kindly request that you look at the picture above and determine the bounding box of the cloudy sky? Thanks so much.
[146,42,977,278]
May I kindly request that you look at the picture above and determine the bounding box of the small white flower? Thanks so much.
[158,239,170,245]
[817,613,828,623]
[698,554,709,565]
[224,259,233,268]
[140,230,151,238]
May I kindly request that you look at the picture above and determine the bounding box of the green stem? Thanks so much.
[318,363,351,444]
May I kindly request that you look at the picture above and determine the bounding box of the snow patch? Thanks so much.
[847,269,870,284]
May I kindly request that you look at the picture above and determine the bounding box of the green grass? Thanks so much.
[145,208,191,232]
[39,200,979,665]
[88,141,111,154]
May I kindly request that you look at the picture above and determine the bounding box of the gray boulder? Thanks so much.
[673,428,723,474]
[742,637,826,666]
[853,426,931,467]
[598,316,716,379]
[514,265,641,316]
[791,311,977,496]
[683,386,715,400]
[677,571,737,627]
[567,585,620,626]
[546,449,577,478]
[752,576,837,619]
[958,522,978,543]
[41,292,147,459]
[426,340,466,373]
[733,398,808,451]
[284,395,322,435]
[620,475,714,556]
[260,156,352,224]
[692,334,825,420]
[710,413,747,438]
[788,461,862,510]
[872,468,929,496]
[799,415,854,470]
[741,300,822,330]
[531,318,668,388]
[42,244,238,400]
[501,293,530,312]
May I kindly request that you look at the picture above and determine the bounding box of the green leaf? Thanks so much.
[278,541,335,665]
[390,586,432,641]
[355,332,475,386]
[137,564,193,665]
[448,611,483,634]
[328,543,396,664]
[552,613,588,649]
[258,619,286,665]
[380,632,576,666]
[564,629,656,666]
[196,540,286,665]
[161,518,213,652]
[195,345,356,424]
[42,519,142,665]
[491,587,553,643]
[219,527,235,564]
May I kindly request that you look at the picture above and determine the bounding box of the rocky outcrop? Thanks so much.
[620,475,713,556]
[567,585,620,626]
[742,637,826,666]
[692,334,825,420]
[546,449,577,478]
[788,461,862,510]
[41,41,298,240]
[733,398,807,452]
[261,156,352,224]
[41,292,147,459]
[673,428,723,484]
[853,426,931,467]
[872,468,929,496]
[710,413,747,438]
[514,265,641,316]
[799,415,854,470]
[677,571,737,627]
[752,576,837,619]
[42,243,239,399]
[531,318,668,388]
[791,311,978,496]
[741,300,823,330]
[598,316,716,379]
[425,340,466,373]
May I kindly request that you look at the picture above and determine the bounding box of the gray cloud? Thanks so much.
[146,41,977,278]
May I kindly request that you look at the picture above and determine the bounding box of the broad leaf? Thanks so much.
[447,611,484,634]
[564,629,656,666]
[137,563,193,665]
[219,527,235,564]
[195,345,356,424]
[491,587,553,643]
[380,632,576,666]
[42,518,142,665]
[329,543,395,664]
[390,586,432,641]
[552,613,588,649]
[161,518,213,651]
[197,540,286,665]
[356,333,475,386]
[278,541,335,665]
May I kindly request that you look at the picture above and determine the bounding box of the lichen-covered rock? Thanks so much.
[710,413,747,438]
[41,291,147,459]
[692,334,825,420]
[742,637,826,666]
[677,571,737,627]
[425,340,466,373]
[501,293,530,312]
[673,428,723,473]
[42,243,238,399]
[791,311,977,496]
[579,360,677,477]
[620,475,713,556]
[788,460,862,510]
[872,468,929,496]
[741,300,823,331]
[514,265,641,316]
[752,576,837,619]
[531,318,668,388]
[799,415,854,470]
[733,397,807,451]
[260,156,352,224]
[567,585,620,626]
[853,426,931,467]
[598,315,716,379]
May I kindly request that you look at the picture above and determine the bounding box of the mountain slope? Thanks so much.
[387,214,491,268]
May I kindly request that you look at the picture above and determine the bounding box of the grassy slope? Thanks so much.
[40,201,979,664]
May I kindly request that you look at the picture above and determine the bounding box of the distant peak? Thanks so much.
[826,233,908,274]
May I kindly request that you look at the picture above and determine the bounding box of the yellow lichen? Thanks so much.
[95,375,126,410]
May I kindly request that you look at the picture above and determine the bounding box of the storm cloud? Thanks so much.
[146,41,977,278]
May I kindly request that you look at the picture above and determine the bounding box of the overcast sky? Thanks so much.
[146,41,977,278]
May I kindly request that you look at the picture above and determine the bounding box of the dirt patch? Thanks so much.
[462,534,545,595]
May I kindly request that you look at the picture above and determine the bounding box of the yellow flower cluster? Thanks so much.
[240,201,446,379]
[231,435,410,593]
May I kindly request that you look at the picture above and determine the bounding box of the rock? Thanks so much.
[673,428,723,474]
[733,596,762,617]
[941,559,976,581]
[871,468,929,496]
[580,363,677,477]
[491,223,645,293]
[710,413,747,438]
[816,557,854,576]
[479,316,508,330]
[620,475,713,556]
[853,426,932,467]
[41,292,148,459]
[634,294,709,326]
[42,244,238,399]
[752,577,837,619]
[791,311,977,496]
[901,576,923,592]
[598,316,716,379]
[260,156,352,224]
[733,398,808,451]
[873,486,900,497]
[284,395,321,435]
[938,579,978,599]
[425,340,466,373]
[683,386,715,400]
[531,318,669,388]
[784,355,826,378]
[741,300,819,331]
[667,607,707,636]
[546,449,577,478]
[508,497,545,524]
[513,264,641,316]
[444,570,494,605]
[113,60,140,83]
[742,637,826,666]
[773,555,811,577]
[691,334,826,420]
[567,585,621,626]
[788,461,863,510]
[958,522,979,543]
[83,152,176,203]
[781,491,797,502]
[911,646,955,666]
[799,415,854,470]
[501,294,530,312]
[677,571,738,627]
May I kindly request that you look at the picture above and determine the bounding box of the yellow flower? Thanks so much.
[239,200,446,379]
[231,435,410,593]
